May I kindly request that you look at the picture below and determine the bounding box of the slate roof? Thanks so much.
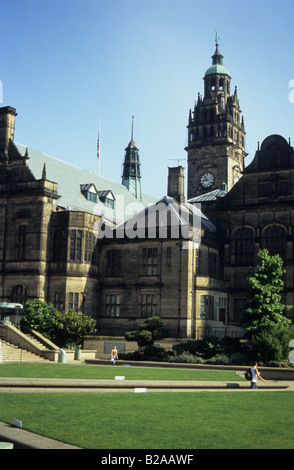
[188,189,227,203]
[14,143,157,223]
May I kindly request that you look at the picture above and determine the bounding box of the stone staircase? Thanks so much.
[0,338,48,363]
[0,324,60,362]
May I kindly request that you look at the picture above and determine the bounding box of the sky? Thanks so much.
[1,0,294,198]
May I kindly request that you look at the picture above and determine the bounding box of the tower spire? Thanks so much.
[212,32,224,66]
[131,115,134,141]
[121,116,142,200]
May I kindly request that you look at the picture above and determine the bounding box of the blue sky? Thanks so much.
[1,0,294,198]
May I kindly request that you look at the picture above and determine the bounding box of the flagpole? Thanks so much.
[97,115,101,176]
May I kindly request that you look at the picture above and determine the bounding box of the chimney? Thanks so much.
[167,166,185,204]
[0,106,17,157]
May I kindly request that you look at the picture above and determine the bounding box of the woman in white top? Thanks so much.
[250,362,266,389]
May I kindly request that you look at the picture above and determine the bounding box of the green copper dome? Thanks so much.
[205,64,230,76]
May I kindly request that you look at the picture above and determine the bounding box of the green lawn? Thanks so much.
[0,391,293,449]
[0,362,245,381]
[0,363,293,449]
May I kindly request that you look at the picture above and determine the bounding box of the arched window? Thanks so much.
[10,284,28,304]
[234,227,255,265]
[263,225,286,257]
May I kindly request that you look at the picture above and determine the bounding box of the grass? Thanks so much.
[0,363,293,449]
[0,362,245,381]
[0,391,293,449]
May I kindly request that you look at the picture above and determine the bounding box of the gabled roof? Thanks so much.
[80,183,98,193]
[97,190,115,200]
[111,195,216,241]
[14,143,156,223]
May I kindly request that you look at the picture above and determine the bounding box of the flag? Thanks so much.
[97,134,100,160]
[97,128,100,160]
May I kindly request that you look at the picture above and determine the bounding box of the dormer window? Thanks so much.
[80,184,98,203]
[97,190,115,209]
[87,192,97,203]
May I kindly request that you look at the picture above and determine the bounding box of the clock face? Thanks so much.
[201,173,214,188]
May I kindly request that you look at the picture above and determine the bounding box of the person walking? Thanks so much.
[110,345,118,365]
[250,362,266,389]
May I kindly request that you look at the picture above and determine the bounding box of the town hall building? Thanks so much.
[0,37,293,343]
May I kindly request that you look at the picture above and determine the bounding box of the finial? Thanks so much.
[215,31,220,46]
[42,163,47,180]
[131,115,134,141]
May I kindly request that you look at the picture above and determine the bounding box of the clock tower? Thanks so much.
[186,36,246,199]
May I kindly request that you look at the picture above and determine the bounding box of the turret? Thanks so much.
[186,35,246,199]
[121,116,142,201]
[0,106,17,158]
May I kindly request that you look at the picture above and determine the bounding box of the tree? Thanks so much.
[125,316,168,348]
[21,299,58,340]
[54,310,97,347]
[242,249,292,339]
[21,300,97,347]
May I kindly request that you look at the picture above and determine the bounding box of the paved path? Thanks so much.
[0,376,292,392]
[0,420,80,449]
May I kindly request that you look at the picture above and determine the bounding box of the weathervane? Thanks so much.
[215,31,220,45]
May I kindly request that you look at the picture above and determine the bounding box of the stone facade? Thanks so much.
[0,39,293,342]
[214,134,294,326]
[96,192,234,339]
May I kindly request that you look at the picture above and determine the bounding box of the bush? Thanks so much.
[124,329,294,367]
[219,336,245,355]
[21,300,97,347]
[227,352,249,365]
[123,345,166,362]
[206,354,230,365]
[264,360,290,368]
[166,351,205,364]
[252,324,293,363]
[125,330,139,342]
[142,345,166,360]
[172,337,220,359]
[125,316,168,348]
[137,330,153,347]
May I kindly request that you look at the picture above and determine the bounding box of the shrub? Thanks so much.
[252,324,291,363]
[227,352,249,365]
[172,336,224,359]
[21,300,97,347]
[142,345,166,360]
[167,351,204,364]
[206,354,230,365]
[125,317,168,348]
